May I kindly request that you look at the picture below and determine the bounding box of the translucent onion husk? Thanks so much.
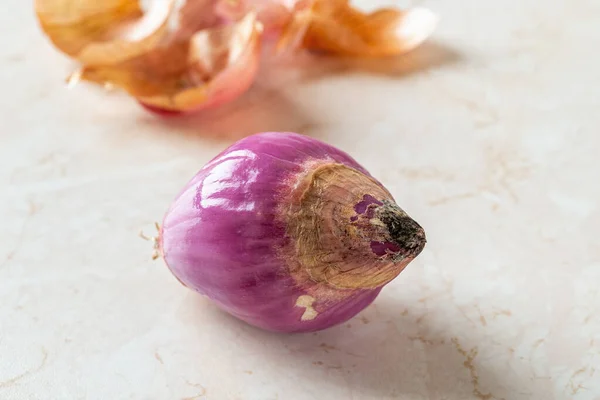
[35,0,437,113]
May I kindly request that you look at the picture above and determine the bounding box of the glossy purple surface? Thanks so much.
[161,132,383,332]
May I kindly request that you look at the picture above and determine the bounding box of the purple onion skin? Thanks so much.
[160,132,425,333]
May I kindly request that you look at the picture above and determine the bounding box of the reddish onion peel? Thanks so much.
[159,132,426,332]
[80,12,262,112]
[36,0,437,114]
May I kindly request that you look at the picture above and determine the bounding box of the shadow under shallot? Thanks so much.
[184,294,528,400]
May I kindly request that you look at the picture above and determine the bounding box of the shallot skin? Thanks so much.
[160,132,424,332]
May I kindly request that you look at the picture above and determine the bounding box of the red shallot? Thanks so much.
[158,132,426,332]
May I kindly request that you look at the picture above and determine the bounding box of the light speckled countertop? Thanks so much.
[2,1,600,399]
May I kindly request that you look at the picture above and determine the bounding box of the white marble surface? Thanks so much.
[2,0,600,399]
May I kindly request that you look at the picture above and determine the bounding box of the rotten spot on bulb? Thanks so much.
[295,295,318,321]
[80,12,262,111]
[376,200,426,260]
[282,163,426,291]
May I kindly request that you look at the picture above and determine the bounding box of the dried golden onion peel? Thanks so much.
[81,12,262,112]
[279,0,438,57]
[34,0,174,65]
[35,0,437,113]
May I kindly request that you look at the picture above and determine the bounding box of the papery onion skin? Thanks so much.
[35,0,262,114]
[160,132,426,332]
[139,102,184,116]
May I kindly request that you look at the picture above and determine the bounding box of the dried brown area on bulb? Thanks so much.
[282,163,426,292]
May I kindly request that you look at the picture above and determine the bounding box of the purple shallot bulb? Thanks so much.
[158,132,426,332]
